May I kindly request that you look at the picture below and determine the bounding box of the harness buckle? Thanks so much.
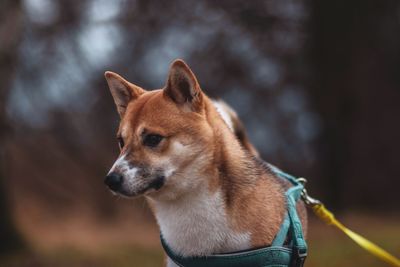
[291,247,307,267]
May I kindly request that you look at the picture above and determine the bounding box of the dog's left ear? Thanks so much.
[164,59,204,112]
[104,71,145,117]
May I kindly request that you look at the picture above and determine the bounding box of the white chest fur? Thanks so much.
[150,188,251,258]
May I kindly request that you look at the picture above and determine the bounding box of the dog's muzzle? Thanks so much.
[104,170,165,197]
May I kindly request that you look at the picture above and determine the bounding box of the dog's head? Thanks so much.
[104,59,215,200]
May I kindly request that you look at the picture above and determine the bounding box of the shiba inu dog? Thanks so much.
[104,59,307,267]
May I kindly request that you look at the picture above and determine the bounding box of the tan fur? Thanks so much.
[105,59,307,255]
[215,101,260,157]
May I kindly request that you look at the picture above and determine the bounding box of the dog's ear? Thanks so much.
[164,59,204,112]
[104,71,145,117]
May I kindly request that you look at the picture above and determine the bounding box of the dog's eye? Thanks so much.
[143,134,163,147]
[117,137,124,150]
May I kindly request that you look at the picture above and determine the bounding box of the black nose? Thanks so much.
[104,172,123,191]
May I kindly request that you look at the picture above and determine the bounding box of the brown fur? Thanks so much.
[199,99,288,245]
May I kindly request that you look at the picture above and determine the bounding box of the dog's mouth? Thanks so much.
[134,175,165,196]
[107,175,166,198]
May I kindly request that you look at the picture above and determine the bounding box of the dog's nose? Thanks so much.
[104,172,123,191]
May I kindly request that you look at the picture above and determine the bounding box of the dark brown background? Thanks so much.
[1,0,399,266]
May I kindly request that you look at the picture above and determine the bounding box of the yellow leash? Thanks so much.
[312,204,400,267]
[298,178,400,267]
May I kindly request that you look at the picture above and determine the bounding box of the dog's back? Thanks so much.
[212,100,259,157]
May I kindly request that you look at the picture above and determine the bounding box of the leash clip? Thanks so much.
[297,177,322,207]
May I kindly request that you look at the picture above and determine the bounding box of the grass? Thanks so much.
[1,246,164,267]
[305,214,400,267]
[1,213,399,266]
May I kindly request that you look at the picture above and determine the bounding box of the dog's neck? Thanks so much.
[148,99,286,257]
[149,183,252,257]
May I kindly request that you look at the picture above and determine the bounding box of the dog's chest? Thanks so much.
[152,189,251,257]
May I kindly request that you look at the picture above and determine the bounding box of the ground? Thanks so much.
[1,212,399,267]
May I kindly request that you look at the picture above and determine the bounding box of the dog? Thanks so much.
[104,59,307,267]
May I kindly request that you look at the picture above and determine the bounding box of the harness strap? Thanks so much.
[271,213,290,247]
[161,236,293,267]
[272,164,307,267]
[285,185,307,266]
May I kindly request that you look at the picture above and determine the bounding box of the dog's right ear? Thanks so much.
[104,71,145,117]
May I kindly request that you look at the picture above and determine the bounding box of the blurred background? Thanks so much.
[1,0,399,266]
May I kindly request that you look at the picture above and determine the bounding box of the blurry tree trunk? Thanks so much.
[307,1,357,210]
[0,0,24,254]
[309,0,400,210]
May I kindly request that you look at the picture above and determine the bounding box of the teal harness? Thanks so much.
[160,164,307,267]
